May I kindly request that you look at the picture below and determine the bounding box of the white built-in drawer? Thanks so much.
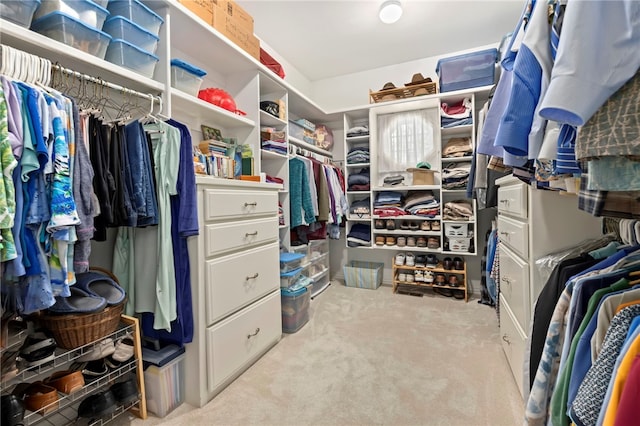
[205,216,278,257]
[206,290,282,393]
[205,242,280,325]
[498,183,528,219]
[203,189,278,221]
[499,245,530,331]
[497,215,529,259]
[499,294,527,399]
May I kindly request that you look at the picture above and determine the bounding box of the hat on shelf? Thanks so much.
[406,73,433,86]
[406,161,432,171]
[379,82,398,101]
[381,82,396,90]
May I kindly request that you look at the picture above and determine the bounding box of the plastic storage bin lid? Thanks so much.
[280,266,303,278]
[435,48,498,74]
[104,15,160,40]
[142,344,185,368]
[31,10,113,40]
[108,0,164,24]
[280,252,305,263]
[170,59,207,77]
[281,285,308,297]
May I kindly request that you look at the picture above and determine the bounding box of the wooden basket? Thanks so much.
[369,81,438,104]
[41,267,125,349]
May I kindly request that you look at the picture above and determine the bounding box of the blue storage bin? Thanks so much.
[0,0,41,27]
[170,59,207,96]
[105,38,158,78]
[103,15,159,54]
[31,11,112,59]
[107,0,163,36]
[279,252,306,273]
[436,48,498,93]
[280,267,303,288]
[281,286,310,334]
[34,0,109,30]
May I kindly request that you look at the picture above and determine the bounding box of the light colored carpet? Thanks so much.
[118,282,524,426]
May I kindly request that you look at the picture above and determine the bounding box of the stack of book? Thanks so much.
[197,140,235,179]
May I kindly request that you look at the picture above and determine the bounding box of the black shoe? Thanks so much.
[18,332,57,367]
[77,390,117,419]
[443,257,453,270]
[81,359,109,382]
[110,376,139,404]
[1,394,25,426]
[453,257,464,270]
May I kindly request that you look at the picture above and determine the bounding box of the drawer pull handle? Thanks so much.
[245,231,258,237]
[244,202,258,207]
[246,273,259,280]
[247,327,260,339]
[501,277,511,285]
[499,231,510,237]
[502,335,511,345]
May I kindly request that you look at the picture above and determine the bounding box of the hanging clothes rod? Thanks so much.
[51,63,162,105]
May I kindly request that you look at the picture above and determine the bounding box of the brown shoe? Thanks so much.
[386,236,396,246]
[44,370,85,394]
[420,221,431,231]
[434,274,446,286]
[427,237,440,249]
[375,236,385,246]
[407,236,417,247]
[374,219,385,229]
[397,236,406,247]
[416,237,427,247]
[431,221,441,231]
[13,382,59,415]
[448,275,460,288]
[386,219,396,230]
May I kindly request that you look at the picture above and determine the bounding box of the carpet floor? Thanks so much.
[117,281,524,426]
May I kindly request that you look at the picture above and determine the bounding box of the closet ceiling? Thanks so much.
[237,0,524,81]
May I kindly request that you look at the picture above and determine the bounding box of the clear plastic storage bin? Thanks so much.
[290,244,309,266]
[105,38,158,78]
[144,354,185,418]
[308,239,328,260]
[33,0,110,29]
[107,0,164,36]
[92,0,108,7]
[31,12,112,59]
[279,252,305,273]
[280,267,303,288]
[281,287,310,333]
[170,59,207,96]
[436,48,498,93]
[0,0,41,27]
[103,15,160,54]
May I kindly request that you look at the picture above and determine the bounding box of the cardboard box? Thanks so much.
[212,4,259,60]
[177,0,259,60]
[213,0,253,34]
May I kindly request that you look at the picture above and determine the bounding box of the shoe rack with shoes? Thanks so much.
[0,316,147,425]
[391,252,468,301]
[369,216,444,252]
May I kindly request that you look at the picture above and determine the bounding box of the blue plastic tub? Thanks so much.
[33,0,110,30]
[0,0,41,28]
[105,38,159,78]
[436,48,498,92]
[107,0,163,36]
[103,15,159,54]
[31,11,112,59]
[170,59,207,96]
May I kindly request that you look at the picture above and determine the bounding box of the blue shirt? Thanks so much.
[540,0,640,126]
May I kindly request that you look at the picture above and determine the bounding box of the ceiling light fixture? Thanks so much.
[379,0,403,24]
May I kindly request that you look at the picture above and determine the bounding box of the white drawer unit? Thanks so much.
[497,214,529,259]
[205,216,279,256]
[495,176,602,400]
[498,244,530,331]
[205,242,280,325]
[203,189,278,221]
[499,294,527,398]
[497,181,528,219]
[206,289,282,392]
[185,178,282,408]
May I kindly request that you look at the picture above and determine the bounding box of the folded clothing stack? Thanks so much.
[346,125,369,137]
[347,168,370,191]
[349,197,371,218]
[347,223,371,247]
[442,162,472,190]
[443,200,474,221]
[347,146,370,164]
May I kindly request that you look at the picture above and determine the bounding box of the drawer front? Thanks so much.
[206,290,282,392]
[499,245,530,331]
[498,183,528,219]
[204,189,277,221]
[497,215,529,259]
[499,295,527,399]
[205,216,278,256]
[206,242,280,325]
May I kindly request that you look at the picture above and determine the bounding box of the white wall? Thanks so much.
[259,40,315,100]
[311,42,499,112]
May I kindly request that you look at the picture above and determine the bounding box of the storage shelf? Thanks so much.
[171,90,255,128]
[441,189,467,193]
[372,245,442,253]
[372,215,442,221]
[346,190,371,195]
[0,19,164,95]
[345,135,370,143]
[440,124,474,136]
[441,250,477,256]
[441,219,474,224]
[392,262,468,301]
[393,263,466,275]
[372,185,440,191]
[260,110,287,127]
[346,216,371,222]
[261,149,289,160]
[372,229,441,236]
[442,156,474,163]
[346,162,371,168]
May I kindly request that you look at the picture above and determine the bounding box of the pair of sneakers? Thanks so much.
[414,270,434,283]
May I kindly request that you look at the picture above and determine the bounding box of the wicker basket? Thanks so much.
[41,267,125,349]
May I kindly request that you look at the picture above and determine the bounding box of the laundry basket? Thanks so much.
[343,261,384,290]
